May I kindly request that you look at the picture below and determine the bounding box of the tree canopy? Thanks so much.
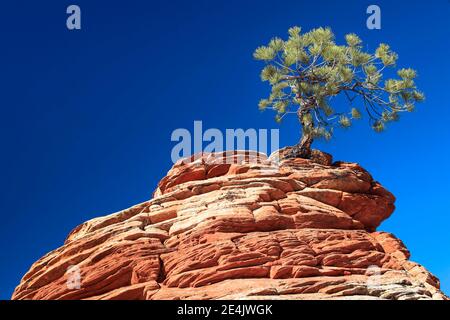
[254,26,424,158]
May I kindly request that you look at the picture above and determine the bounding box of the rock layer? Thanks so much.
[12,151,447,300]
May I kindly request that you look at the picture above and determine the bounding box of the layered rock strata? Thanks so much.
[12,151,447,300]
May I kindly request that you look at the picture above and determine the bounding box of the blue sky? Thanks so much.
[0,0,449,299]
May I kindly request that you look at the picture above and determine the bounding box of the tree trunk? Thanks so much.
[297,133,313,158]
[285,111,314,159]
[285,132,312,159]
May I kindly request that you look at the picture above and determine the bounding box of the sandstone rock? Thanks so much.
[12,150,447,300]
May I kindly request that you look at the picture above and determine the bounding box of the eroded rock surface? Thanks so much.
[12,151,447,300]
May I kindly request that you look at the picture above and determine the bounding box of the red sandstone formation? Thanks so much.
[12,150,447,300]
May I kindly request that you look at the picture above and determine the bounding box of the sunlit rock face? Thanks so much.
[12,151,447,300]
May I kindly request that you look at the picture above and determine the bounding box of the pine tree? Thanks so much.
[254,26,424,158]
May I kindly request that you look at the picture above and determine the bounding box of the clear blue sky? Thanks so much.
[0,0,449,299]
